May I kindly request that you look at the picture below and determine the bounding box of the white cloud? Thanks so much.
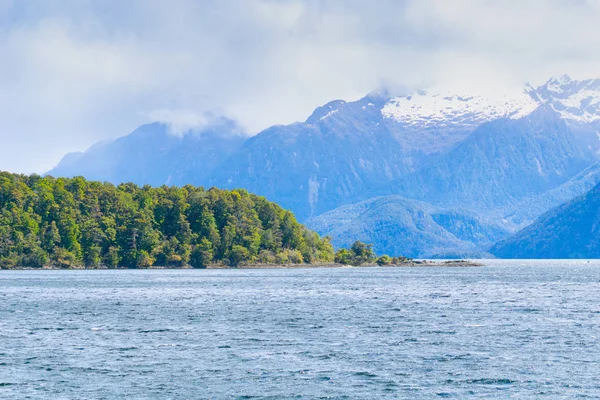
[147,109,246,136]
[1,0,600,173]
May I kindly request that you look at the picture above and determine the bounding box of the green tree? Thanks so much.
[105,246,120,268]
[229,245,250,267]
[376,255,392,266]
[136,250,154,268]
[334,248,353,265]
[0,173,335,269]
[189,238,213,268]
[350,241,375,265]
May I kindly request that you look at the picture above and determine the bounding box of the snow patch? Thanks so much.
[381,90,539,128]
[320,109,339,121]
[534,76,600,123]
[535,158,544,176]
[380,76,600,128]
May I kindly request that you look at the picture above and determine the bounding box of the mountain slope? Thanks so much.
[207,90,535,221]
[208,97,413,221]
[491,161,600,230]
[491,183,600,258]
[306,195,509,258]
[371,105,594,212]
[48,75,600,238]
[48,120,246,186]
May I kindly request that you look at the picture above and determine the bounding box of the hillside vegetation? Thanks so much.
[0,172,334,269]
[306,195,507,258]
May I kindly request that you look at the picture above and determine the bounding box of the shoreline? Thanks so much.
[210,260,484,269]
[2,260,484,271]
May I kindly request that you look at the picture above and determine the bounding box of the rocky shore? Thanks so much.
[218,260,484,269]
[4,260,484,270]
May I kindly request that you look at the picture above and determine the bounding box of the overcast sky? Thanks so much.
[2,0,600,173]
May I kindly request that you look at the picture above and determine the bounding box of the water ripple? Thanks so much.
[1,260,600,398]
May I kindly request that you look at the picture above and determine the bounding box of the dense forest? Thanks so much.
[0,172,335,269]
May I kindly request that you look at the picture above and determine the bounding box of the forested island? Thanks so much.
[0,172,480,269]
[0,172,336,269]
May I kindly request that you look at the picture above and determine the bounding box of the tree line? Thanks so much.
[0,172,335,269]
[334,240,411,266]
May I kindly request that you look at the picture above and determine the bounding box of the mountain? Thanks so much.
[48,119,246,186]
[529,75,600,123]
[208,96,417,221]
[491,183,600,259]
[490,161,600,230]
[49,76,600,222]
[47,75,600,256]
[208,88,544,221]
[528,75,600,164]
[306,195,509,258]
[370,104,595,213]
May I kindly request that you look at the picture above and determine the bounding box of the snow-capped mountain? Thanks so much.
[314,74,600,132]
[381,90,539,129]
[529,74,600,123]
[47,74,600,256]
[370,104,593,213]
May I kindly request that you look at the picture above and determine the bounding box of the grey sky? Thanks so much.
[1,0,600,173]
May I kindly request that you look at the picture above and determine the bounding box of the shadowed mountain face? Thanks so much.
[491,183,600,259]
[208,96,435,221]
[46,75,600,256]
[206,91,534,221]
[48,121,246,187]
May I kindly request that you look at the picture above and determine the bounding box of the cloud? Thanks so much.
[148,110,215,136]
[148,109,247,136]
[1,0,600,172]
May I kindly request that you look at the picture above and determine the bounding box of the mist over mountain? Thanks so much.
[47,75,600,256]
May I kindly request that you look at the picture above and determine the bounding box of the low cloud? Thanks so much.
[148,109,247,137]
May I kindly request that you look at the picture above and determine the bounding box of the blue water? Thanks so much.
[1,260,600,399]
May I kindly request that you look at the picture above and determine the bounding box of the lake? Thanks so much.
[1,260,600,398]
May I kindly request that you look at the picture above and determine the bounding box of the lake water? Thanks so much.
[2,260,600,399]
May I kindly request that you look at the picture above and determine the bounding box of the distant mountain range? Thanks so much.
[47,75,600,257]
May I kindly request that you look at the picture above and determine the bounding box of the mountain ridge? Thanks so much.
[306,195,508,258]
[48,121,247,187]
[46,75,600,256]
